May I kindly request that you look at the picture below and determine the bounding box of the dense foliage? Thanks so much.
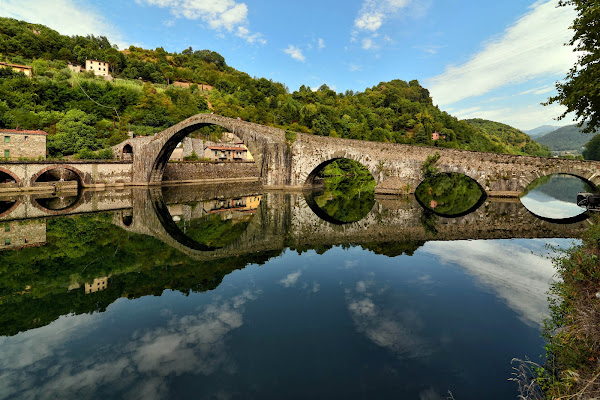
[529,216,600,399]
[583,133,600,161]
[546,0,600,134]
[464,119,552,157]
[0,17,551,159]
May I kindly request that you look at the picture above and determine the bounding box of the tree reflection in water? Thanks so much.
[308,159,376,224]
[415,173,485,217]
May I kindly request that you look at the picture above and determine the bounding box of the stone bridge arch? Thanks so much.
[132,114,289,185]
[433,164,490,193]
[0,166,21,185]
[302,154,378,186]
[519,167,600,192]
[30,164,86,187]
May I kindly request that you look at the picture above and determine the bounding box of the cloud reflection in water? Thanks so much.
[421,239,575,327]
[0,290,261,400]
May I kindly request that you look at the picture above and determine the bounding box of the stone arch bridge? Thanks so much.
[1,114,599,195]
[120,114,600,195]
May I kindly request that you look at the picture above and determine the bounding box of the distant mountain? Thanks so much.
[463,119,552,157]
[525,125,561,138]
[536,124,594,153]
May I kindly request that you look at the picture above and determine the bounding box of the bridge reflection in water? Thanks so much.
[0,182,591,260]
[0,183,592,338]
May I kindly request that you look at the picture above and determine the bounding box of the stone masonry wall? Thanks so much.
[163,161,259,183]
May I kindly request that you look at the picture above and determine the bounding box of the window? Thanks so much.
[4,150,9,158]
[4,225,9,232]
[4,136,9,143]
[4,238,10,246]
[24,136,28,142]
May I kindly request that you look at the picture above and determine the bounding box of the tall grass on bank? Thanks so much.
[513,216,600,399]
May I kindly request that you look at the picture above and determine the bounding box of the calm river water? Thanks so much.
[0,176,593,399]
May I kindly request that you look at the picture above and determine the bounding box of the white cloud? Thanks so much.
[355,12,385,32]
[318,38,326,50]
[354,0,410,33]
[283,45,305,62]
[349,63,363,72]
[352,0,422,49]
[236,26,266,45]
[362,38,375,50]
[427,0,578,106]
[136,0,264,44]
[454,102,573,131]
[280,270,302,287]
[0,0,127,48]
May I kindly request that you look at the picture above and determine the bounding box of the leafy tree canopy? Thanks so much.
[546,0,600,134]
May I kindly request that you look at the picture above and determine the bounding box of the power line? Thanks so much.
[73,72,120,121]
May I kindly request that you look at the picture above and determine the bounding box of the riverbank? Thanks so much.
[524,216,600,398]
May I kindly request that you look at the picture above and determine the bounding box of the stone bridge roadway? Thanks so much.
[120,114,600,195]
[1,185,591,261]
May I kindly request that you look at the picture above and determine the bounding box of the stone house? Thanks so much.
[204,145,248,161]
[85,59,111,77]
[0,62,32,77]
[85,277,109,294]
[0,220,47,251]
[67,63,82,73]
[0,129,47,160]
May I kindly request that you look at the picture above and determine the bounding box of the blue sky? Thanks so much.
[0,0,579,130]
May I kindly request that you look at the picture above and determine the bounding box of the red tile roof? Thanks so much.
[0,129,47,135]
[207,146,247,151]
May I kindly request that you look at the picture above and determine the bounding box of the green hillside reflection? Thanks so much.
[415,173,485,217]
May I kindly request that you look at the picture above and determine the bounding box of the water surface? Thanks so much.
[0,185,586,399]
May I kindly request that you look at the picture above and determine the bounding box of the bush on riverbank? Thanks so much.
[527,217,600,398]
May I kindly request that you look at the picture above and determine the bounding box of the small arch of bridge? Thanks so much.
[522,168,600,192]
[30,164,86,188]
[303,156,378,186]
[0,167,21,185]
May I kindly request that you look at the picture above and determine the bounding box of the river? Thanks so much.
[0,175,592,399]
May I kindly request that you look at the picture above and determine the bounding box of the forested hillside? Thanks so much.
[536,124,593,152]
[525,125,560,138]
[464,119,551,157]
[0,17,550,158]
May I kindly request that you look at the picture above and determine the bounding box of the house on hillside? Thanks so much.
[0,62,32,77]
[85,59,111,78]
[204,145,248,161]
[0,129,47,160]
[431,132,446,141]
[67,63,82,73]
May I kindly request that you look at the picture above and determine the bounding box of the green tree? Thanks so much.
[546,1,600,133]
[582,133,600,160]
[47,109,100,156]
